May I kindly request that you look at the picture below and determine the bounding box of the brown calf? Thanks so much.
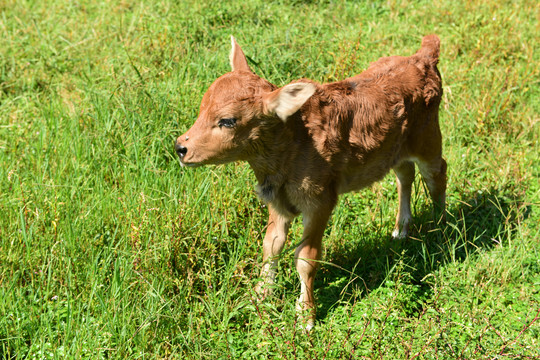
[175,35,446,330]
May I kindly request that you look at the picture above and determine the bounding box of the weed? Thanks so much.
[0,0,538,358]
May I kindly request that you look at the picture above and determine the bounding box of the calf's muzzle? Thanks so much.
[175,142,187,158]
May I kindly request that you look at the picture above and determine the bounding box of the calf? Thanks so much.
[175,35,446,330]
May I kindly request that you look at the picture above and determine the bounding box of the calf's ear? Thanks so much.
[264,83,316,121]
[229,36,251,72]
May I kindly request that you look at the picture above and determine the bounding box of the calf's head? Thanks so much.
[175,37,316,167]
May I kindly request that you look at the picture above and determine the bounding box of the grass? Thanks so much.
[0,0,538,358]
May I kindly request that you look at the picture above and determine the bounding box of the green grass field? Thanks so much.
[1,0,539,358]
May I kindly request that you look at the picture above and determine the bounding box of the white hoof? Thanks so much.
[392,228,408,239]
[298,322,314,332]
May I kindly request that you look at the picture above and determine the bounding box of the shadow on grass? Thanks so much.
[314,188,530,321]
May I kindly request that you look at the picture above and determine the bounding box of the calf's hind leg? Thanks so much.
[392,160,416,239]
[417,157,447,224]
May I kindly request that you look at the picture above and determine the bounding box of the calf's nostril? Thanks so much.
[175,143,188,158]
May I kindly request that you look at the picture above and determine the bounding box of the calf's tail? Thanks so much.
[416,34,440,66]
[417,35,442,106]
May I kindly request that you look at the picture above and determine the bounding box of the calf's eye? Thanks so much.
[218,118,237,128]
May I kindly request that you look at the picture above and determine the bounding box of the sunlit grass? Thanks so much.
[1,0,538,358]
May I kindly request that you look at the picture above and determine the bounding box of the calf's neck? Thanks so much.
[175,35,446,329]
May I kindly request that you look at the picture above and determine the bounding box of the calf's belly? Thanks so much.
[336,163,392,195]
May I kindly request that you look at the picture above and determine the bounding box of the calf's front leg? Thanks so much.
[255,206,292,298]
[295,203,334,330]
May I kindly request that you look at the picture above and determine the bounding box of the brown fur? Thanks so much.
[175,35,446,329]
